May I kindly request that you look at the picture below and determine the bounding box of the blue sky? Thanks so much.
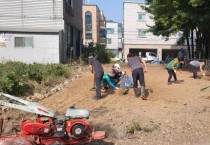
[83,0,144,23]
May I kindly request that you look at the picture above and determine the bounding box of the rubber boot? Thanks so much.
[193,72,197,79]
[134,88,139,97]
[141,86,147,100]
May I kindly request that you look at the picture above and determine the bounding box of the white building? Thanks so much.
[0,0,83,64]
[123,1,188,60]
[106,21,123,57]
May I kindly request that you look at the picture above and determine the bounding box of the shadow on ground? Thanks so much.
[145,88,153,98]
[171,80,184,84]
[85,140,115,145]
[90,106,111,118]
[89,122,119,139]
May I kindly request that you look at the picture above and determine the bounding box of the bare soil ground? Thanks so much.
[2,63,210,145]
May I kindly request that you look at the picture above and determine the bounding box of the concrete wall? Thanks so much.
[64,0,83,31]
[106,22,119,50]
[0,33,59,63]
[0,0,83,63]
[63,0,83,60]
[0,0,63,31]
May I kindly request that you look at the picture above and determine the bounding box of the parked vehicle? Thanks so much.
[142,52,159,63]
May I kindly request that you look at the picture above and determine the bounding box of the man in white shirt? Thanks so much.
[189,60,206,79]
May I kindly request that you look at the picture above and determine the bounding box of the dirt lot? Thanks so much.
[2,63,210,145]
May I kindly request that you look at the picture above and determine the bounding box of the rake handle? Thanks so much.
[200,86,210,91]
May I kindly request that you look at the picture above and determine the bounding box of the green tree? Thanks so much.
[82,43,114,64]
[144,0,210,59]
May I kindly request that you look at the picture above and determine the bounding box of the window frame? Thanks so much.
[100,28,106,38]
[107,28,114,34]
[138,13,146,22]
[85,11,92,39]
[14,37,33,48]
[107,38,112,44]
[138,29,147,38]
[65,0,74,16]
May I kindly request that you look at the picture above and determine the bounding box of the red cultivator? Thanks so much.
[0,93,105,145]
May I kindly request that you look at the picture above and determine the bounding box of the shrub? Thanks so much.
[47,64,71,78]
[82,43,114,64]
[0,61,29,95]
[28,63,43,83]
[0,61,74,97]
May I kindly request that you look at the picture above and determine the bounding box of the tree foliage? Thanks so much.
[82,43,114,64]
[144,0,210,59]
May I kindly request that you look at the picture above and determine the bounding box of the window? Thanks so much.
[100,28,106,38]
[15,37,33,48]
[65,0,74,16]
[138,29,147,37]
[107,38,111,44]
[66,0,73,8]
[151,53,157,57]
[138,13,146,21]
[85,25,92,31]
[107,28,114,34]
[85,32,92,39]
[118,26,122,33]
[85,11,92,39]
[85,11,92,25]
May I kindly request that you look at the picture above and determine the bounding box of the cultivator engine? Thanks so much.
[0,93,105,145]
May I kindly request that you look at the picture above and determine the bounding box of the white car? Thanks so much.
[142,52,159,63]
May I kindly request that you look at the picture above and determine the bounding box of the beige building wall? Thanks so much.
[82,5,100,45]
